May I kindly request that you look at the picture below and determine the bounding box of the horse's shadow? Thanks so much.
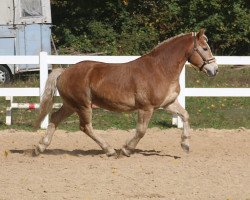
[9,148,181,159]
[9,149,103,157]
[134,149,181,159]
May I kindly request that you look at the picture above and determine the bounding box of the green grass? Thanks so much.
[57,109,174,131]
[187,97,250,129]
[185,66,250,129]
[0,66,249,130]
[0,72,40,88]
[0,104,173,131]
[186,66,249,88]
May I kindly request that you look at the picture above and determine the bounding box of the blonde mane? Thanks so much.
[153,33,186,50]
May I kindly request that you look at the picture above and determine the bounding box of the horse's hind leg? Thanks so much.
[121,108,153,157]
[78,107,116,157]
[34,104,74,156]
[165,99,190,153]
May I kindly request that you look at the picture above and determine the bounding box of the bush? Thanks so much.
[51,0,249,55]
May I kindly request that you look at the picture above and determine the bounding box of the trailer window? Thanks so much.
[21,0,42,17]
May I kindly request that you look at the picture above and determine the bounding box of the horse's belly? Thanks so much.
[159,91,179,107]
[92,93,136,112]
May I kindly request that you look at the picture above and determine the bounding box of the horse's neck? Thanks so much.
[151,34,192,79]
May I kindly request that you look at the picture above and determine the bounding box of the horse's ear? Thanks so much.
[197,28,206,39]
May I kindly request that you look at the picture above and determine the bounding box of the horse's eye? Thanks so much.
[203,47,208,51]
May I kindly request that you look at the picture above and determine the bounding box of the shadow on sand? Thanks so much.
[9,148,181,159]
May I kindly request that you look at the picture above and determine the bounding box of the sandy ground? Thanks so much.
[0,128,250,200]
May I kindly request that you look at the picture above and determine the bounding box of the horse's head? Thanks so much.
[188,29,218,77]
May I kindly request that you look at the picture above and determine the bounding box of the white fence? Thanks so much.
[0,52,249,129]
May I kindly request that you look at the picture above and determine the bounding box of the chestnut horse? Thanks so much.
[34,29,218,157]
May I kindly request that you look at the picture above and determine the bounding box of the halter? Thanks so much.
[188,32,216,71]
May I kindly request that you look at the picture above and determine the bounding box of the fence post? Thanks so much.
[39,52,49,129]
[176,65,186,128]
[6,96,13,125]
[172,114,178,126]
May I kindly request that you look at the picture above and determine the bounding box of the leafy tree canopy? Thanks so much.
[51,0,249,55]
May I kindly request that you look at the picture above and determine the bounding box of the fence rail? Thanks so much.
[0,52,249,128]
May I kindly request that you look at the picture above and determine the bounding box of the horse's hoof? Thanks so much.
[120,147,131,157]
[105,148,117,157]
[32,146,41,157]
[181,143,189,153]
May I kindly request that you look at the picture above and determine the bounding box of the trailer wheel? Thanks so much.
[0,65,12,84]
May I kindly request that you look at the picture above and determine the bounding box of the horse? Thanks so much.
[34,29,218,157]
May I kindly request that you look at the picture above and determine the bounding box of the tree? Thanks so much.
[51,0,249,55]
[179,0,250,55]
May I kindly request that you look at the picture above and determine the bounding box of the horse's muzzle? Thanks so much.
[203,63,218,77]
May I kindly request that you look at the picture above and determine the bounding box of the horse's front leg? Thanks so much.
[165,99,190,152]
[121,108,153,156]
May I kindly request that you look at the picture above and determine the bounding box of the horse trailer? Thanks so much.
[0,0,52,83]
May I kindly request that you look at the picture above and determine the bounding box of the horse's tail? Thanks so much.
[34,68,64,128]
